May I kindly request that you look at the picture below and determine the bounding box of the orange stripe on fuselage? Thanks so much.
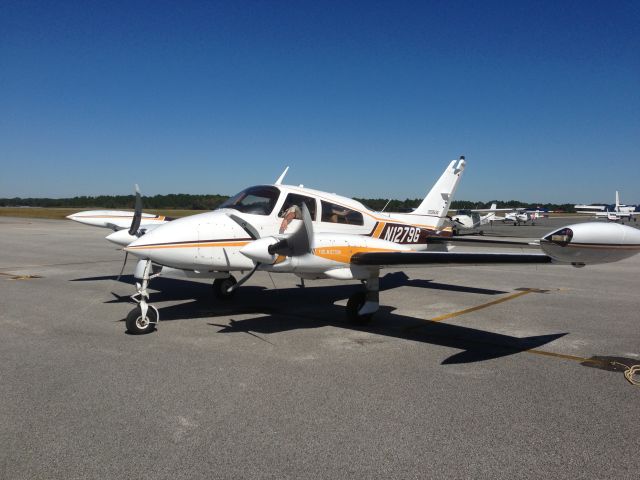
[128,241,250,250]
[312,246,402,264]
[372,222,386,238]
[74,215,165,221]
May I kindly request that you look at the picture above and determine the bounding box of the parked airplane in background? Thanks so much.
[75,157,640,335]
[576,191,639,222]
[492,209,546,226]
[448,203,512,234]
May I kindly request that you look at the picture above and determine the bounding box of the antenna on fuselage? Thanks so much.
[380,200,391,212]
[275,166,289,185]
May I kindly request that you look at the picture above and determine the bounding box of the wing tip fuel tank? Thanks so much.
[540,222,640,265]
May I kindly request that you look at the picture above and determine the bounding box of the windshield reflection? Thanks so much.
[217,186,280,216]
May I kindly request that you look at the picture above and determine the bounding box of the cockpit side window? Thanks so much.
[320,201,364,226]
[278,193,317,220]
[217,186,280,216]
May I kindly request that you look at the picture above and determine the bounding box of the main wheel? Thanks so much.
[213,276,237,300]
[126,305,157,335]
[346,292,374,325]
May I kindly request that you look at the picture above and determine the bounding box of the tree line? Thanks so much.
[1,194,576,212]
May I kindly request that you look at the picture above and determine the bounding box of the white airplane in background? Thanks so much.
[448,203,513,234]
[85,157,640,335]
[492,209,546,226]
[576,191,639,222]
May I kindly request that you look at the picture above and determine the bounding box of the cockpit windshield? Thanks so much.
[217,186,280,216]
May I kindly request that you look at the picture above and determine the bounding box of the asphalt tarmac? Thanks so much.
[1,215,639,479]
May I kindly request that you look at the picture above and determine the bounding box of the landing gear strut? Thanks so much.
[126,259,160,334]
[346,276,379,325]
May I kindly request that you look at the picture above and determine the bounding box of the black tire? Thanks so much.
[346,292,374,325]
[126,306,157,335]
[213,276,237,300]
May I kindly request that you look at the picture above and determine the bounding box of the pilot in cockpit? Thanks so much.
[279,204,302,234]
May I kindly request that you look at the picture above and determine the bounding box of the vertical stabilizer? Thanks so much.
[482,203,497,223]
[615,191,620,211]
[412,157,466,224]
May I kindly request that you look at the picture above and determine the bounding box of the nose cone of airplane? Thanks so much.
[124,222,187,265]
[123,210,249,270]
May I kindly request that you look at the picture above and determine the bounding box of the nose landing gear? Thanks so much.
[125,259,161,335]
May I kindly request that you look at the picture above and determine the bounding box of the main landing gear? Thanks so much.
[346,276,379,325]
[213,275,237,299]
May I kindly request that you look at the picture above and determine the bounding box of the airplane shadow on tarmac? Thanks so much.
[71,271,566,365]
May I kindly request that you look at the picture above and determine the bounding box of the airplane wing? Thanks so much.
[351,251,551,266]
[578,211,640,217]
[470,207,514,213]
[576,211,605,215]
[430,236,541,247]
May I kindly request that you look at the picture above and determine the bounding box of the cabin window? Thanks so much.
[217,186,280,216]
[320,201,364,226]
[278,193,317,220]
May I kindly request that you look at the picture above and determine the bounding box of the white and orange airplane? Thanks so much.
[85,157,640,335]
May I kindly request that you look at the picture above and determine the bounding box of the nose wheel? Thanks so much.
[126,259,161,335]
[126,304,158,335]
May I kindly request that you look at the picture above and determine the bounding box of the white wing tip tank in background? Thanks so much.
[540,222,640,266]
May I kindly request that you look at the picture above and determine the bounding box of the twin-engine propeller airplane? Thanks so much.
[97,157,640,335]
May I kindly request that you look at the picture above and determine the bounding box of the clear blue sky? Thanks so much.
[1,0,638,203]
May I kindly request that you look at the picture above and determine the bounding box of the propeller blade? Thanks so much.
[268,203,313,257]
[226,262,260,293]
[116,251,129,281]
[227,213,260,239]
[128,184,142,236]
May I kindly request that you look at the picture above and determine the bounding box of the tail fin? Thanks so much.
[483,204,497,223]
[412,157,466,223]
[615,191,620,211]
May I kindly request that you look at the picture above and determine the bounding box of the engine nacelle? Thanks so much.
[239,236,281,264]
[540,222,640,265]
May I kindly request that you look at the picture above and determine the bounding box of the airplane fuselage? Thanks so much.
[125,183,453,273]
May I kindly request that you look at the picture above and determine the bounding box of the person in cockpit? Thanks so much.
[279,204,302,234]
